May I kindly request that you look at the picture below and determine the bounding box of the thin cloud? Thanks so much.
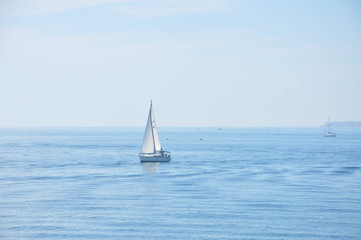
[0,0,230,18]
[0,0,139,17]
[110,0,231,19]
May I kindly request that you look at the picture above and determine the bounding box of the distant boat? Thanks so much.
[324,117,336,137]
[139,101,171,162]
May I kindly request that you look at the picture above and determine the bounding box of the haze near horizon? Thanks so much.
[1,0,360,127]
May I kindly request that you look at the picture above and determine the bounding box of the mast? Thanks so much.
[328,117,330,132]
[150,100,162,151]
[150,100,156,153]
[140,101,156,154]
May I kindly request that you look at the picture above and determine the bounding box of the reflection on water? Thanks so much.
[141,162,160,174]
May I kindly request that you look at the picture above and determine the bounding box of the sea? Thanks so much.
[0,127,360,240]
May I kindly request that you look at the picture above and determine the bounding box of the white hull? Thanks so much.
[324,133,336,137]
[139,154,171,162]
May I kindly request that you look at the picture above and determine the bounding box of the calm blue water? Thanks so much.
[1,127,361,240]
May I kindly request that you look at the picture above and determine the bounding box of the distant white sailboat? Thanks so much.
[139,101,171,162]
[324,117,336,137]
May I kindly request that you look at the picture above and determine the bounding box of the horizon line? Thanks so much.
[0,125,332,129]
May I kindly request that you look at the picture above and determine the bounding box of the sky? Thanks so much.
[0,0,360,127]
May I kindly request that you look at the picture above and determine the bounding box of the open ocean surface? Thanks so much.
[1,127,361,240]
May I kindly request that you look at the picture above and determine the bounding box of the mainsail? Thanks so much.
[140,101,162,153]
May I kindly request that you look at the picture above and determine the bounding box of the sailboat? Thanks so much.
[324,117,336,137]
[139,101,171,162]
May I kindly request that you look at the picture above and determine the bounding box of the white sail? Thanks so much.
[151,104,162,151]
[141,107,155,154]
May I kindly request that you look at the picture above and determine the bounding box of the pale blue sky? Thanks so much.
[1,0,360,127]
